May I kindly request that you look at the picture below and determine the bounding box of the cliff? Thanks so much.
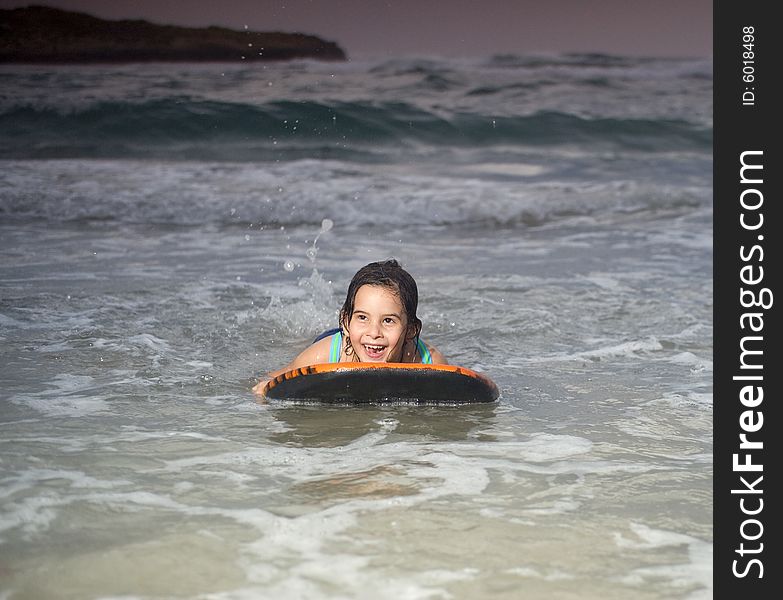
[0,5,347,63]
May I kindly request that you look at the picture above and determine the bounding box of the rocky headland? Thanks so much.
[0,5,347,63]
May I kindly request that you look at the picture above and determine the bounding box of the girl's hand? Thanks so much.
[252,378,270,396]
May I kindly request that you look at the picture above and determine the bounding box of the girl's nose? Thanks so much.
[369,321,382,337]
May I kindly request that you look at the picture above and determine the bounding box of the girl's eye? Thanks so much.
[384,318,396,325]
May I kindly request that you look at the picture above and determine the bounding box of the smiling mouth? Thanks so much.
[363,344,386,359]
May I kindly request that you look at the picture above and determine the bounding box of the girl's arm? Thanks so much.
[252,336,335,395]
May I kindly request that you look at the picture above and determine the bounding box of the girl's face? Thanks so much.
[345,284,411,362]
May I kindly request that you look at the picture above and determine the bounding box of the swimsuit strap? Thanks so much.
[416,337,432,364]
[329,330,342,363]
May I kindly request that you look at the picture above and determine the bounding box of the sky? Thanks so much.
[1,0,713,59]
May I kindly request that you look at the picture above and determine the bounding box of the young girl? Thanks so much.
[253,259,446,394]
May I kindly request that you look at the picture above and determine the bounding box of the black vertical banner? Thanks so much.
[714,2,780,598]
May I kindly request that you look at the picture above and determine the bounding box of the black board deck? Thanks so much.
[262,363,499,404]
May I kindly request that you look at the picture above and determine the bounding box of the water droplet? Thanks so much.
[321,218,333,232]
[283,260,295,272]
[306,247,317,260]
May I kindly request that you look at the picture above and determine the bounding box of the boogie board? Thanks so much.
[262,363,499,404]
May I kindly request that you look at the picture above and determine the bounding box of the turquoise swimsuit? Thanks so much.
[326,330,432,364]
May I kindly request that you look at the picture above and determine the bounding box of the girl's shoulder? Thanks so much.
[283,334,338,371]
[423,341,447,365]
[306,333,339,364]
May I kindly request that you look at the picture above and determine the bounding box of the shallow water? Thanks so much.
[1,55,712,599]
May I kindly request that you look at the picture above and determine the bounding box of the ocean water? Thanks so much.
[0,54,712,599]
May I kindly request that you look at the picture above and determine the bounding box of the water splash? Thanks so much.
[270,220,338,336]
[307,218,334,265]
[299,219,337,325]
[284,219,333,272]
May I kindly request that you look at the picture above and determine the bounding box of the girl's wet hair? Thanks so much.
[339,259,422,357]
